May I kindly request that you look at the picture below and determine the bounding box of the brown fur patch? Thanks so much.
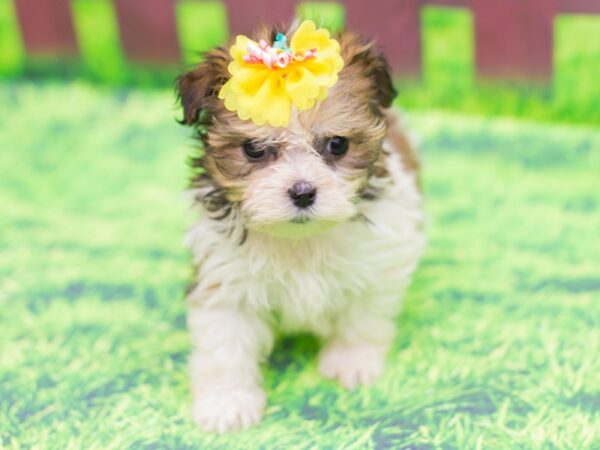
[337,31,397,109]
[384,110,420,177]
[177,46,231,126]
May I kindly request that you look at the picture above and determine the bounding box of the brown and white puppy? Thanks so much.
[178,24,425,433]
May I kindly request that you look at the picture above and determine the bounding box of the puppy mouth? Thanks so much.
[290,215,312,225]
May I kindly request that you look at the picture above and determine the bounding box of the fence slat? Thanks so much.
[113,0,180,64]
[473,0,555,81]
[421,0,467,7]
[346,0,421,76]
[558,0,600,14]
[420,0,600,14]
[222,0,297,36]
[13,0,78,56]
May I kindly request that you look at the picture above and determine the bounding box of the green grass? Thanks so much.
[1,81,599,449]
[0,2,599,124]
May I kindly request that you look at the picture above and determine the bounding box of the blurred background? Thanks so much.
[1,0,599,123]
[2,1,599,449]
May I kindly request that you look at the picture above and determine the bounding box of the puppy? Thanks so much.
[177,22,426,433]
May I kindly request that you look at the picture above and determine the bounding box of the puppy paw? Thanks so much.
[191,386,266,433]
[318,341,386,389]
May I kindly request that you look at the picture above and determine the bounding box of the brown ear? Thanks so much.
[338,32,397,109]
[176,47,231,126]
[370,51,397,108]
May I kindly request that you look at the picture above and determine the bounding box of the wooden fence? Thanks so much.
[11,0,600,82]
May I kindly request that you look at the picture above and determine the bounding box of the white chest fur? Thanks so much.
[186,151,426,337]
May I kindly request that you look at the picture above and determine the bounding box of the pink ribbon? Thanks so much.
[243,39,317,69]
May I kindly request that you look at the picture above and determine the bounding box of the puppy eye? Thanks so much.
[326,136,349,157]
[242,141,266,161]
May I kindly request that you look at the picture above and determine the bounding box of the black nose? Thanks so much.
[288,181,317,209]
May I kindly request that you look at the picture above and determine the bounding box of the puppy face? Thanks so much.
[178,27,396,238]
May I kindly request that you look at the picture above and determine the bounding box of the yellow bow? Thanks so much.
[218,21,344,127]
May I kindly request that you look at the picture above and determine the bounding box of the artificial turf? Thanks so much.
[1,81,599,449]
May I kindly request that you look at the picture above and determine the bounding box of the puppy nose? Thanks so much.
[288,181,317,209]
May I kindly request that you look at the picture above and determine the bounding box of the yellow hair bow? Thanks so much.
[218,20,344,127]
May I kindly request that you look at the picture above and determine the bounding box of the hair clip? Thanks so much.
[242,36,316,70]
[218,20,344,127]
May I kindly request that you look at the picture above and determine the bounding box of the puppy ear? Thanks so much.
[176,47,231,126]
[338,32,398,109]
[176,64,211,126]
[370,51,397,108]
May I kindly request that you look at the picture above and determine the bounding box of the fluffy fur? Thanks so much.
[177,24,426,433]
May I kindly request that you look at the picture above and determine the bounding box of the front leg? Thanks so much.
[188,304,273,433]
[318,296,397,389]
